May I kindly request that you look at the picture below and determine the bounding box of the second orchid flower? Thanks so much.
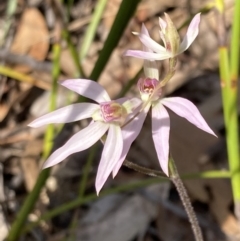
[125,13,201,61]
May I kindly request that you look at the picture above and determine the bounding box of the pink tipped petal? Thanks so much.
[43,122,109,169]
[159,17,167,32]
[179,13,201,53]
[124,50,172,61]
[137,33,166,53]
[140,23,159,78]
[112,105,150,177]
[161,97,217,137]
[140,24,153,54]
[60,79,111,103]
[28,103,99,128]
[159,30,167,48]
[141,23,150,37]
[152,103,170,176]
[95,124,123,195]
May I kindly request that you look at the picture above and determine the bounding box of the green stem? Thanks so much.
[62,30,85,77]
[229,0,240,219]
[230,0,240,82]
[169,157,204,241]
[0,0,17,47]
[217,3,240,219]
[79,0,108,61]
[124,160,166,178]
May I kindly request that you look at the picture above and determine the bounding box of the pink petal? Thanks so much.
[159,30,166,48]
[28,103,99,127]
[43,122,109,169]
[141,23,150,37]
[159,17,167,32]
[152,102,170,176]
[60,79,111,103]
[95,124,123,195]
[140,24,159,80]
[112,105,150,177]
[179,13,201,53]
[161,97,216,136]
[124,50,172,61]
[136,33,166,53]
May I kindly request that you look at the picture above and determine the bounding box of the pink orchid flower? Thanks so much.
[28,79,140,194]
[125,13,201,61]
[113,24,216,177]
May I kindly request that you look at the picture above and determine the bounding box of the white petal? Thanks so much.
[159,30,167,48]
[179,13,201,53]
[28,103,99,127]
[95,124,123,194]
[140,24,159,80]
[140,24,152,53]
[137,33,167,53]
[112,105,150,177]
[152,102,170,176]
[125,50,172,61]
[60,79,111,103]
[141,23,150,37]
[43,122,109,169]
[161,97,216,136]
[159,17,167,32]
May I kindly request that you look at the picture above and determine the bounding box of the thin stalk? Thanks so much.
[169,157,204,241]
[124,160,166,178]
[0,66,51,90]
[182,170,230,179]
[66,0,74,22]
[7,43,61,241]
[229,0,240,219]
[62,29,85,77]
[124,160,231,179]
[79,0,108,61]
[0,0,17,46]
[230,0,240,81]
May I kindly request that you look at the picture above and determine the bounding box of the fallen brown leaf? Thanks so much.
[10,8,49,73]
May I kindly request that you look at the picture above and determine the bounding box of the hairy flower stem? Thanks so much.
[169,157,204,241]
[124,160,166,178]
